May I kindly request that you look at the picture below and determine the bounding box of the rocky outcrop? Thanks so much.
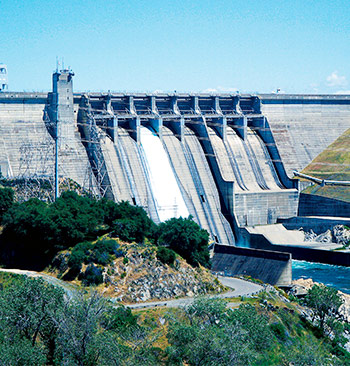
[102,242,225,303]
[302,225,350,247]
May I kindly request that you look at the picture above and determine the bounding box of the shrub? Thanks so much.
[105,200,157,243]
[0,187,14,222]
[157,216,210,268]
[89,238,120,265]
[101,306,138,332]
[80,264,103,286]
[157,246,176,266]
[67,241,93,271]
[49,191,103,249]
[270,322,288,341]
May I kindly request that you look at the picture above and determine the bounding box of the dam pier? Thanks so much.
[1,69,350,285]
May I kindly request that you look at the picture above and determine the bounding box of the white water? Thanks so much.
[140,126,189,221]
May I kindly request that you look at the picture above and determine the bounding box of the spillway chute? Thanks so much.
[140,126,189,221]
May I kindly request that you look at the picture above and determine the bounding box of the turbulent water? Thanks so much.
[140,126,189,221]
[292,260,350,294]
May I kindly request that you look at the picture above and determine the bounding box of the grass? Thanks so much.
[301,128,350,202]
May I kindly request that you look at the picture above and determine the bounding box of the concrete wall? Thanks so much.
[0,90,94,191]
[278,216,350,234]
[0,93,53,179]
[212,244,292,286]
[2,89,349,250]
[207,123,298,227]
[245,228,350,267]
[298,193,350,218]
[260,95,350,178]
[234,190,299,226]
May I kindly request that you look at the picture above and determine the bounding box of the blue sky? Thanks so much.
[1,0,349,93]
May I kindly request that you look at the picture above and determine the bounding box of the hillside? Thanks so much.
[51,239,225,303]
[0,272,349,365]
[301,128,350,202]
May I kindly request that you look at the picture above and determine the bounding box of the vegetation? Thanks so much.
[0,186,14,221]
[157,216,210,268]
[304,284,344,330]
[156,246,177,266]
[0,191,210,273]
[0,275,348,365]
[301,128,350,202]
[1,190,348,364]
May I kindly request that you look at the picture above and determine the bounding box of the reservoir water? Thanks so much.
[292,260,350,294]
[140,126,189,221]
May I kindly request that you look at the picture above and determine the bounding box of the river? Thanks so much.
[292,260,350,294]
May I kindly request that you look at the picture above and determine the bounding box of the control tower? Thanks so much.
[0,64,8,91]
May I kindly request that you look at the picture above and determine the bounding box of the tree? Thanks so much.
[49,190,103,249]
[157,217,210,268]
[106,200,157,243]
[283,335,334,366]
[0,198,55,269]
[0,191,105,269]
[156,246,176,266]
[0,337,47,366]
[0,276,65,363]
[55,291,107,365]
[167,298,263,365]
[304,284,344,331]
[0,186,14,222]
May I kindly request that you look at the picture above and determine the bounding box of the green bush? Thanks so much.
[89,238,122,265]
[0,187,14,222]
[157,246,176,266]
[270,322,288,341]
[157,216,210,268]
[105,200,157,243]
[68,244,90,268]
[49,191,103,249]
[101,306,138,332]
[80,264,103,286]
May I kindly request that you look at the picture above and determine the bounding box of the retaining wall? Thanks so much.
[298,193,350,218]
[212,245,292,286]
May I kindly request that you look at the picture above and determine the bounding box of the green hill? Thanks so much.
[301,128,350,202]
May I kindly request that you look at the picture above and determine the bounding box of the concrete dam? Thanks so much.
[1,70,350,283]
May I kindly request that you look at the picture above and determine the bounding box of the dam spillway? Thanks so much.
[1,70,350,248]
[139,126,189,221]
